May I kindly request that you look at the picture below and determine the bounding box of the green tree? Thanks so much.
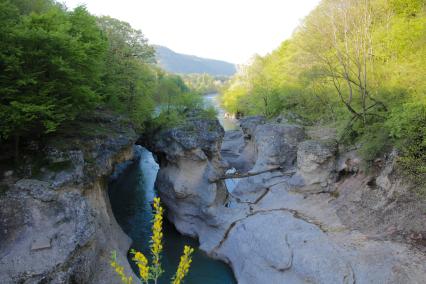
[97,16,156,127]
[0,1,106,156]
[221,0,425,184]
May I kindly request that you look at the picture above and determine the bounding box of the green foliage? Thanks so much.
[96,16,157,130]
[0,0,106,141]
[357,123,392,163]
[181,73,228,94]
[143,72,213,131]
[221,0,425,187]
[201,106,218,120]
[386,97,426,190]
[390,0,424,16]
[146,89,212,132]
[0,0,207,160]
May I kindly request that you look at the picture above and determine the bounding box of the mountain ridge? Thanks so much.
[155,45,236,76]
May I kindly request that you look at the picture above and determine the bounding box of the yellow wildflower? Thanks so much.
[131,250,149,283]
[172,245,194,284]
[150,197,164,280]
[110,251,133,284]
[110,198,195,284]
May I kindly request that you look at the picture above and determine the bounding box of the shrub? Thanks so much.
[357,123,392,164]
[386,98,426,193]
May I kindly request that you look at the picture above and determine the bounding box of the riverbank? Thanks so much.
[1,103,424,283]
[146,114,426,283]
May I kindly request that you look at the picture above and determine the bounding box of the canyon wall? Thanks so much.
[0,115,138,283]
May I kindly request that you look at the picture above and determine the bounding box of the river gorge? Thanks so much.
[136,94,426,283]
[0,0,424,282]
[108,93,237,283]
[1,93,425,284]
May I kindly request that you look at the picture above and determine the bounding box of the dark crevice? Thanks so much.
[367,177,377,189]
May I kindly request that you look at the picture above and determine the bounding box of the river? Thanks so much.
[108,93,237,284]
[204,93,238,131]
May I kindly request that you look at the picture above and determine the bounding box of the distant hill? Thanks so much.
[155,45,236,76]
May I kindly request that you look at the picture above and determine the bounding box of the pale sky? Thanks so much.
[63,0,320,64]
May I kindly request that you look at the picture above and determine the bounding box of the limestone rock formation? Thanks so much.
[251,123,305,171]
[148,117,228,237]
[239,116,266,138]
[148,116,426,284]
[291,139,338,192]
[0,114,138,284]
[221,130,252,171]
[232,122,304,200]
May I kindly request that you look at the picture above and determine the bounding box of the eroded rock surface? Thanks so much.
[147,117,228,237]
[221,130,254,172]
[290,139,338,192]
[0,114,137,284]
[147,116,426,284]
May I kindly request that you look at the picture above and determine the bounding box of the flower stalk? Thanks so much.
[172,245,194,284]
[110,197,193,284]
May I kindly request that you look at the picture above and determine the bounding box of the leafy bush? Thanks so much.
[357,123,392,165]
[386,98,426,192]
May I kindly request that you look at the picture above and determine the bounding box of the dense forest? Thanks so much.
[0,0,209,158]
[222,0,425,189]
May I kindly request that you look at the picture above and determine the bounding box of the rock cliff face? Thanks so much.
[148,116,426,284]
[147,118,228,238]
[0,114,138,283]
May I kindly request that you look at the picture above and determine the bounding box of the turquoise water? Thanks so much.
[108,146,236,284]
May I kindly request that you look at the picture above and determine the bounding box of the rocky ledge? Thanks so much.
[0,112,138,283]
[148,115,426,283]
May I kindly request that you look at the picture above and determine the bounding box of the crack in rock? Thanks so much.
[212,207,328,253]
[226,180,288,205]
[269,234,293,272]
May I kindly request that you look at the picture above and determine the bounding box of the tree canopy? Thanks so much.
[0,1,109,146]
[0,0,210,158]
[221,0,425,185]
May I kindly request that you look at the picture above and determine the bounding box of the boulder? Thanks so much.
[252,123,305,171]
[230,123,305,199]
[239,116,266,138]
[290,139,337,191]
[151,118,224,162]
[221,129,256,172]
